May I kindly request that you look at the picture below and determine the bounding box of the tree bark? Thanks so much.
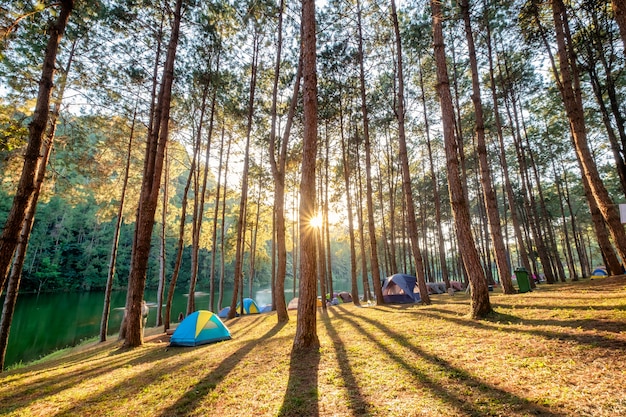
[461,0,513,294]
[339,103,360,306]
[122,0,182,348]
[268,7,301,321]
[0,0,73,295]
[550,0,626,266]
[357,0,383,304]
[293,0,320,351]
[431,0,492,318]
[391,0,430,305]
[102,102,136,340]
[228,30,259,319]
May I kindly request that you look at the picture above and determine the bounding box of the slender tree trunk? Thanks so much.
[549,0,626,266]
[163,151,194,331]
[293,0,320,351]
[0,34,75,367]
[356,0,383,304]
[156,146,169,326]
[418,55,450,289]
[0,0,73,294]
[339,103,360,306]
[126,0,183,342]
[269,9,301,321]
[391,0,430,304]
[552,160,578,281]
[218,135,232,311]
[102,101,136,340]
[209,126,224,312]
[431,0,491,318]
[187,82,213,315]
[355,140,371,302]
[486,22,532,278]
[228,30,259,319]
[461,0,513,293]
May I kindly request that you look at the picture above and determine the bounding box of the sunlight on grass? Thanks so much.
[1,276,625,416]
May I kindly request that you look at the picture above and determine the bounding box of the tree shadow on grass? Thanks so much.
[2,341,189,415]
[422,307,626,350]
[334,305,566,417]
[155,321,287,417]
[277,343,320,417]
[320,313,373,416]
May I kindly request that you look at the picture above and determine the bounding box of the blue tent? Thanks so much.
[236,297,260,314]
[217,306,233,318]
[169,310,231,347]
[382,274,421,304]
[592,266,608,276]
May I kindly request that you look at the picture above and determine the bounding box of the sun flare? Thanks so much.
[309,213,323,229]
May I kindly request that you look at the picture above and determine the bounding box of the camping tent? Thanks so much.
[237,297,260,314]
[382,274,421,303]
[338,291,352,303]
[592,266,608,276]
[169,310,231,347]
[287,297,298,310]
[217,306,233,318]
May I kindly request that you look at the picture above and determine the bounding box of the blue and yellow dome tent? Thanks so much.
[169,310,231,347]
[236,297,260,314]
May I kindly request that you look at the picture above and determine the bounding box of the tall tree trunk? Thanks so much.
[187,82,213,315]
[0,35,75,368]
[552,160,578,281]
[356,0,383,304]
[391,0,430,304]
[549,0,626,266]
[156,146,169,326]
[355,140,371,302]
[228,30,259,319]
[163,150,194,331]
[486,19,533,277]
[418,55,450,289]
[0,0,73,295]
[431,0,492,318]
[102,101,136,340]
[209,126,225,312]
[293,0,320,351]
[218,135,232,311]
[339,103,360,306]
[123,0,183,347]
[461,0,513,293]
[269,4,301,321]
[323,127,334,298]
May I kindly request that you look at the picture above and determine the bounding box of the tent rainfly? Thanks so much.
[169,310,231,347]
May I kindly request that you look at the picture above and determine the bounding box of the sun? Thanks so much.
[309,213,323,229]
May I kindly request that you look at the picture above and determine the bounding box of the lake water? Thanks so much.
[1,287,278,368]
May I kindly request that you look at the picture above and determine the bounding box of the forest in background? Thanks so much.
[1,0,625,360]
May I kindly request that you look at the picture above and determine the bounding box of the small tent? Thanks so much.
[382,274,421,304]
[338,291,352,303]
[236,297,260,314]
[592,266,608,276]
[217,306,234,318]
[169,310,231,347]
[287,297,299,310]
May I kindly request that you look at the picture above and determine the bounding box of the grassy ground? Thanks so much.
[1,276,625,417]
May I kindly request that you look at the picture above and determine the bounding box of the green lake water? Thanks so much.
[1,287,277,368]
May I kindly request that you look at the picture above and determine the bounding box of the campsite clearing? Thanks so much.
[2,276,625,416]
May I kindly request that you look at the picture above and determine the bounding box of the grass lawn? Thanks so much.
[1,276,625,416]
